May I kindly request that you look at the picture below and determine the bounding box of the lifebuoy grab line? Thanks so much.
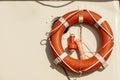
[50,40,113,72]
[86,10,113,39]
[49,9,114,73]
[47,10,80,35]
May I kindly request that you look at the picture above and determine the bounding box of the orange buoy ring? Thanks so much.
[49,10,114,73]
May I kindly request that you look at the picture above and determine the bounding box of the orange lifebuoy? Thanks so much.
[49,10,114,73]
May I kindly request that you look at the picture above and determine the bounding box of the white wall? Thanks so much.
[0,1,120,80]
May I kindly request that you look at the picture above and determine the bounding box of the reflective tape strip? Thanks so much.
[53,52,68,65]
[95,53,108,68]
[78,16,84,23]
[94,18,105,28]
[59,17,69,28]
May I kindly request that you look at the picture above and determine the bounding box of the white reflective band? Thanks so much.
[53,52,68,65]
[94,18,105,28]
[95,53,108,68]
[59,17,69,28]
[79,16,84,23]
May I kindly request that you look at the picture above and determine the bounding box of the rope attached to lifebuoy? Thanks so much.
[49,9,114,73]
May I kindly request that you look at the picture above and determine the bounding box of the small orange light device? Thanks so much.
[68,34,77,51]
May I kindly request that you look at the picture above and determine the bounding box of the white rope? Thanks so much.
[85,10,113,52]
[80,10,114,71]
[86,10,113,39]
[83,46,113,71]
[47,10,80,38]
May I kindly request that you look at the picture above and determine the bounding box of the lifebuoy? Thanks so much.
[49,10,114,73]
